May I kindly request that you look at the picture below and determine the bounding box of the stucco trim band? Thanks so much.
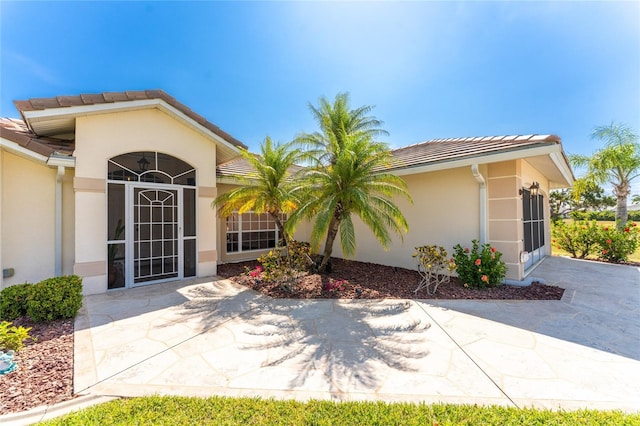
[74,261,106,277]
[199,250,217,262]
[198,186,217,198]
[74,177,105,193]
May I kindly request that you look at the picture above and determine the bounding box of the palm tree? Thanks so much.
[571,122,640,230]
[213,137,301,243]
[296,92,389,164]
[290,94,411,272]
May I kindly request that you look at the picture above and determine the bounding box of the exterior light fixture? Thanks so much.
[529,181,540,197]
[137,154,150,172]
[519,181,540,197]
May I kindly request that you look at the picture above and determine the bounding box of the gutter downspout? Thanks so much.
[471,164,487,244]
[47,154,75,277]
[55,166,65,276]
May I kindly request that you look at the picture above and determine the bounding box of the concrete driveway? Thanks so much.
[73,256,640,413]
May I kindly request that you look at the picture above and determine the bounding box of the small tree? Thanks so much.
[213,137,302,244]
[550,180,615,222]
[290,93,411,272]
[571,122,640,230]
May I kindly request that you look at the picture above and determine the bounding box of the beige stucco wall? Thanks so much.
[322,166,482,271]
[216,159,554,284]
[74,108,221,294]
[487,159,551,280]
[1,151,56,286]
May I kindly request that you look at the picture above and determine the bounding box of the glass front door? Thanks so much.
[107,152,197,290]
[132,186,181,285]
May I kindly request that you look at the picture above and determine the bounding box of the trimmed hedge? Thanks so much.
[570,210,640,221]
[0,275,83,323]
[26,275,83,322]
[0,283,31,321]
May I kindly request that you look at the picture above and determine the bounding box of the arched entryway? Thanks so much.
[107,152,197,289]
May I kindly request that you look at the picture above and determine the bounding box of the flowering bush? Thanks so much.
[323,278,347,294]
[595,222,639,263]
[452,240,507,288]
[412,245,456,295]
[551,220,599,259]
[257,240,312,292]
[552,220,639,264]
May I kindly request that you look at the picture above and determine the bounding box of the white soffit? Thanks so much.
[22,99,241,164]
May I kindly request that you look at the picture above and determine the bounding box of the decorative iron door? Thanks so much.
[132,187,181,285]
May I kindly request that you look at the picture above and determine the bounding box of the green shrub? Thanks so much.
[570,210,640,222]
[257,241,312,292]
[452,240,507,288]
[0,321,34,352]
[0,283,32,321]
[26,275,83,323]
[412,245,456,295]
[596,222,640,263]
[551,220,599,259]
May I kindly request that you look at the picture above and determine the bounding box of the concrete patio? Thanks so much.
[69,256,639,413]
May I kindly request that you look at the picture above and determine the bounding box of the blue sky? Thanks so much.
[1,2,638,173]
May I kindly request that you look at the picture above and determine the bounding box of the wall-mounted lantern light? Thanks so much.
[137,154,150,172]
[519,181,540,197]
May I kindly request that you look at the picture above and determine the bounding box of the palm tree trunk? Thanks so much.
[319,214,341,272]
[614,183,630,231]
[270,212,288,246]
[616,193,628,231]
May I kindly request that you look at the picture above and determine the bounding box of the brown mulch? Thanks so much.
[0,317,75,415]
[0,258,564,415]
[217,258,565,301]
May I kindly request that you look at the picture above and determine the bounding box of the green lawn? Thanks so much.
[39,396,640,425]
[551,220,640,263]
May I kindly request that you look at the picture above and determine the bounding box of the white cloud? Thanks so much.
[3,49,60,87]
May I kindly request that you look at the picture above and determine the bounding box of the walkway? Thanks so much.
[69,256,639,413]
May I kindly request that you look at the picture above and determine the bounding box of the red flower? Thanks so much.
[464,247,470,253]
[624,227,630,233]
[602,249,608,254]
[606,239,612,244]
[604,227,609,231]
[475,259,482,266]
[490,247,496,253]
[481,275,489,282]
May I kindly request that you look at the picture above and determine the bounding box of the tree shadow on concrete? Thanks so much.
[236,299,431,399]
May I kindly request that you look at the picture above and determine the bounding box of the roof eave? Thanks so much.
[20,98,243,164]
[387,143,574,188]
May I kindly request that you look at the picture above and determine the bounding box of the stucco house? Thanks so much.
[0,90,574,294]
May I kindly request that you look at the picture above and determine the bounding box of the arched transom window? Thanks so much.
[108,151,196,186]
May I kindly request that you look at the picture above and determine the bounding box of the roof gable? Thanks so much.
[6,90,246,164]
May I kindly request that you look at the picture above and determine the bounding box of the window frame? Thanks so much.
[225,211,285,254]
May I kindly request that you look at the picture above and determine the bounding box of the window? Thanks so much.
[226,212,285,253]
[523,189,545,253]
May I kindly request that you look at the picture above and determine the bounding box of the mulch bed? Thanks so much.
[0,317,75,414]
[217,258,565,301]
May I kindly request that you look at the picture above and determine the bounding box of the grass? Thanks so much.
[39,396,640,425]
[551,220,640,263]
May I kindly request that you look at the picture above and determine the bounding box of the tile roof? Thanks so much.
[13,89,246,149]
[217,155,304,180]
[217,134,565,180]
[0,117,74,157]
[386,134,561,171]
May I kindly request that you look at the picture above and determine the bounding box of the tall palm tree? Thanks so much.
[213,137,301,243]
[571,122,640,230]
[296,92,389,165]
[290,95,411,272]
